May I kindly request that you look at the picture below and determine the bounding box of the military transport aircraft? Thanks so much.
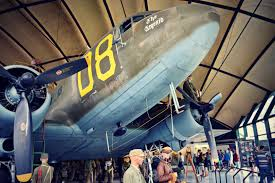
[0,4,224,182]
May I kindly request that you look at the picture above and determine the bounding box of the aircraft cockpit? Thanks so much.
[119,11,158,34]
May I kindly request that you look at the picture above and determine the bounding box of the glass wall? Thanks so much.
[236,92,275,143]
[236,92,275,170]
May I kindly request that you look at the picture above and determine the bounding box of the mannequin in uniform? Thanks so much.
[32,153,54,183]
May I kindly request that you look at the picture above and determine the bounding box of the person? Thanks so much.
[122,155,131,174]
[157,147,177,183]
[182,75,201,102]
[178,152,185,181]
[224,150,230,169]
[123,149,146,183]
[255,145,273,183]
[229,148,234,168]
[32,153,54,183]
[205,151,211,172]
[171,152,183,182]
[198,152,205,179]
[152,151,161,183]
[185,147,199,183]
[249,156,255,174]
[85,160,95,183]
[104,159,114,183]
[233,150,240,168]
[218,150,224,169]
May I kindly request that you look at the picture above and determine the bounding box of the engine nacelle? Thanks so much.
[0,65,51,135]
[0,138,14,153]
[142,107,203,151]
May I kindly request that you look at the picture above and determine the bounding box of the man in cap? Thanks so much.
[122,155,131,174]
[123,149,146,183]
[157,147,178,183]
[32,153,54,183]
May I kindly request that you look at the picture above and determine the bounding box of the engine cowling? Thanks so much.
[0,65,51,134]
[0,138,14,153]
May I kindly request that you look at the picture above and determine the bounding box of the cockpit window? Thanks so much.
[133,15,145,23]
[120,18,132,34]
[119,12,155,34]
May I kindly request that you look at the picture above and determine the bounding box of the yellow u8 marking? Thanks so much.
[77,34,117,98]
[95,34,116,81]
[78,51,94,97]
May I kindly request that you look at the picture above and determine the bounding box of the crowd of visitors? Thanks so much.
[36,144,273,183]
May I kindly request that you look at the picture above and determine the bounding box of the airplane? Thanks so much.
[0,3,225,182]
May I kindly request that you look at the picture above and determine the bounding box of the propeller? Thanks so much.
[0,57,87,182]
[0,65,17,82]
[13,92,32,182]
[177,87,222,163]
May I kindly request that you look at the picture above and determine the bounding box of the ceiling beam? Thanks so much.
[199,64,270,93]
[103,0,115,27]
[0,0,57,15]
[144,0,149,11]
[233,116,245,131]
[0,26,34,58]
[15,0,69,62]
[37,55,81,66]
[214,36,275,118]
[183,0,275,24]
[210,117,232,130]
[120,0,127,17]
[0,25,45,70]
[200,0,244,91]
[201,0,263,95]
[61,0,91,48]
[1,0,274,24]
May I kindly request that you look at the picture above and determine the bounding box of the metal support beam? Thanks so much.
[61,0,91,48]
[15,0,69,62]
[103,0,115,27]
[0,25,45,70]
[1,0,274,24]
[201,0,263,95]
[105,131,110,152]
[0,0,57,15]
[200,0,244,91]
[37,55,81,66]
[120,0,127,17]
[0,26,34,58]
[214,36,275,118]
[144,0,149,11]
[183,0,275,24]
[199,64,271,93]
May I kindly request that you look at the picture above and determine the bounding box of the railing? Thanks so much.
[212,166,275,183]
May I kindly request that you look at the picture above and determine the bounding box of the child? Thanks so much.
[249,156,255,175]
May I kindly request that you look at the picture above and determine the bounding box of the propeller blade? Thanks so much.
[14,92,33,182]
[202,114,219,164]
[209,93,222,106]
[0,65,17,81]
[35,57,87,85]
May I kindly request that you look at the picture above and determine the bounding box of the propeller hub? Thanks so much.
[19,72,35,89]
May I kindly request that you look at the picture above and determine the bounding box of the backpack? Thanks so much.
[36,165,51,183]
[36,166,43,183]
